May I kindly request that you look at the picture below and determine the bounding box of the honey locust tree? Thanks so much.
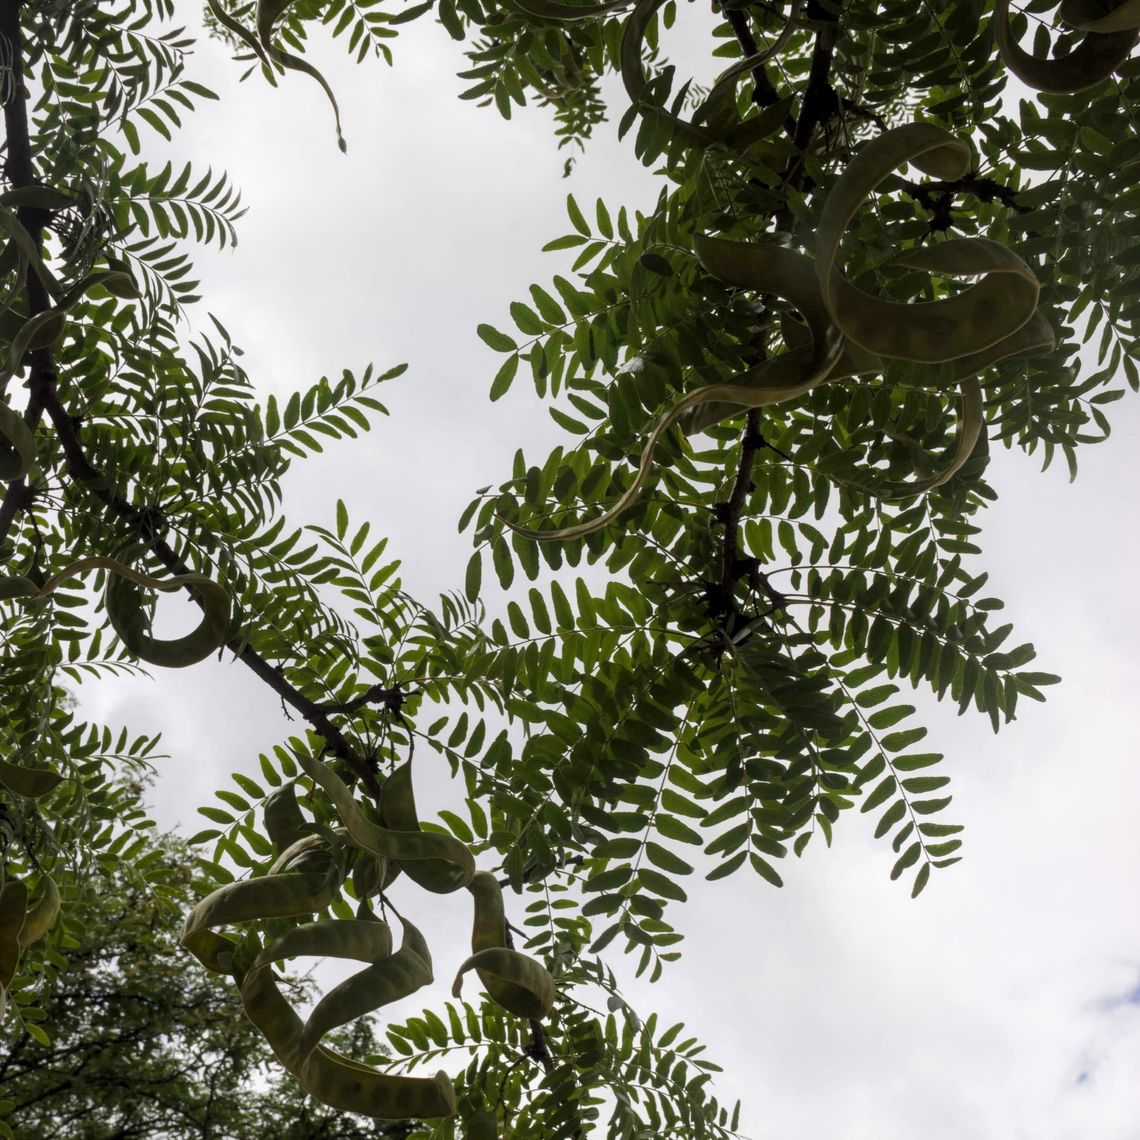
[1,0,1137,1137]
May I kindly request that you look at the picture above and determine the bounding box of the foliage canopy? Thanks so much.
[1,0,1136,1135]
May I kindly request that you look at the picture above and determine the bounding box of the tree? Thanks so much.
[0,0,1135,1136]
[0,821,412,1139]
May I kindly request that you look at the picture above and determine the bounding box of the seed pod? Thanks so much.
[380,761,474,894]
[0,759,62,799]
[206,0,347,152]
[2,551,232,667]
[0,875,60,1019]
[0,879,28,1020]
[239,915,455,1119]
[0,402,36,482]
[514,0,632,19]
[994,0,1138,92]
[618,0,795,154]
[180,848,340,976]
[0,206,61,301]
[501,241,846,542]
[263,783,308,853]
[815,124,1042,366]
[351,851,401,899]
[298,754,474,887]
[453,872,555,1020]
[18,875,60,948]
[103,545,233,668]
[1061,0,1140,32]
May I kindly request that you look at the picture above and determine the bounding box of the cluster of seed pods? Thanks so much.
[180,753,555,1129]
[5,0,1135,1128]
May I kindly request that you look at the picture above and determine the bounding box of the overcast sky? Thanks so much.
[75,9,1140,1139]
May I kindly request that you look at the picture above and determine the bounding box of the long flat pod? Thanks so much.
[619,0,796,152]
[17,875,60,948]
[263,783,308,852]
[1061,0,1140,32]
[180,862,340,974]
[206,0,346,151]
[239,921,455,1119]
[513,0,633,19]
[0,875,58,1018]
[250,915,427,1061]
[874,378,985,500]
[380,761,475,893]
[454,872,555,1019]
[505,240,845,541]
[1,266,138,389]
[815,124,1040,364]
[620,0,716,149]
[1,551,232,667]
[0,880,27,1019]
[298,753,475,886]
[994,0,1138,92]
[503,350,841,541]
[618,0,793,154]
[104,546,232,668]
[295,917,431,1059]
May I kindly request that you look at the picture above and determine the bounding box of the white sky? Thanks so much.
[75,9,1140,1139]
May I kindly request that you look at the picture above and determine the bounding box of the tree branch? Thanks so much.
[0,0,54,549]
[32,382,383,799]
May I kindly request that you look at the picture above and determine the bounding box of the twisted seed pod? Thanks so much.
[619,0,795,153]
[0,205,62,302]
[503,125,1052,539]
[453,871,555,1020]
[298,753,475,888]
[183,789,455,1121]
[380,761,475,894]
[251,915,404,1058]
[994,0,1138,92]
[875,379,984,499]
[352,850,402,898]
[1,550,232,667]
[103,545,232,668]
[869,306,1054,498]
[0,880,26,1020]
[0,263,140,389]
[1061,0,1140,31]
[502,242,845,541]
[241,951,456,1118]
[0,875,59,1020]
[514,0,633,19]
[18,875,60,948]
[206,0,347,152]
[181,835,342,975]
[0,401,35,482]
[0,758,62,799]
[263,783,308,852]
[816,124,1042,365]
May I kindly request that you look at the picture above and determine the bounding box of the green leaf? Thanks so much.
[490,354,519,400]
[477,324,517,352]
[566,193,589,236]
[638,252,673,276]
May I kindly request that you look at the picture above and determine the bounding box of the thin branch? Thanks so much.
[35,380,383,799]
